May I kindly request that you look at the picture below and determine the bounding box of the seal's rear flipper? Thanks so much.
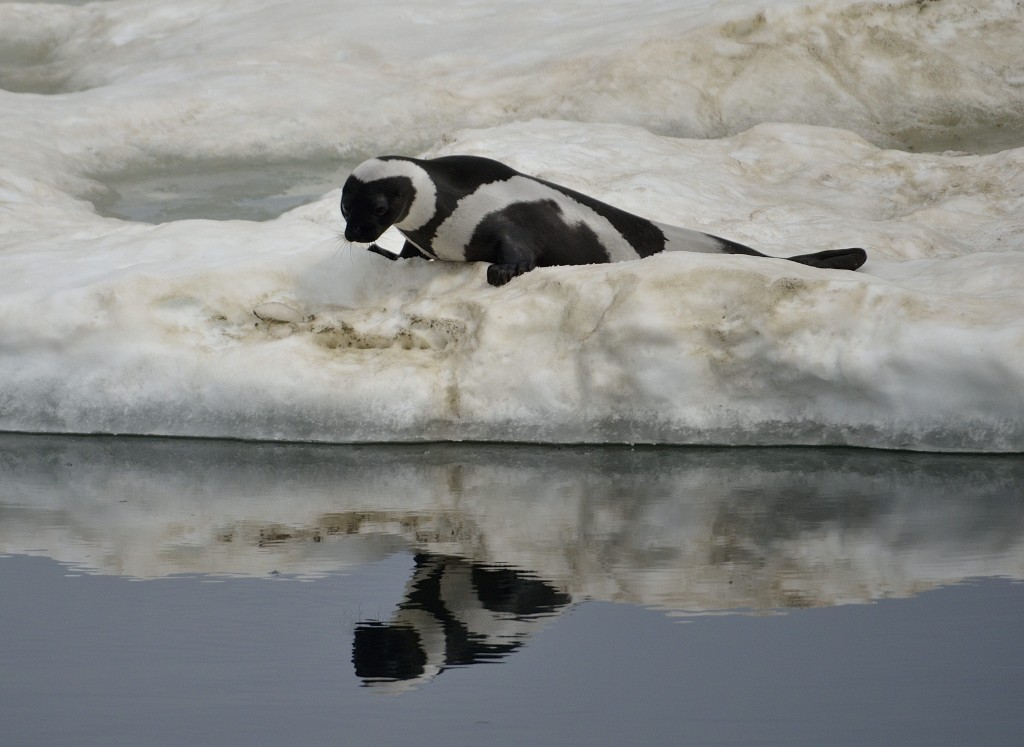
[691,231,867,272]
[787,248,867,271]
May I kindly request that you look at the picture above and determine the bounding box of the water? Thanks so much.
[2,435,1023,745]
[87,158,354,224]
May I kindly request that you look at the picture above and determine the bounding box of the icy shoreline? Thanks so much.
[3,120,1023,451]
[1,1,1022,452]
[3,121,1023,451]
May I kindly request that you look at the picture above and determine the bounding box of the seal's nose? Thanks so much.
[344,224,370,243]
[345,222,385,244]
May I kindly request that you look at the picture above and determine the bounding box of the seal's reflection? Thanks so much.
[354,554,571,691]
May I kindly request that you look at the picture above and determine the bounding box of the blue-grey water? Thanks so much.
[2,435,1023,746]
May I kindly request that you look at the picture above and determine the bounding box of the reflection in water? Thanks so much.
[2,434,1023,609]
[353,555,571,691]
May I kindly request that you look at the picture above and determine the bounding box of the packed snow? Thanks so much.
[1,0,1022,450]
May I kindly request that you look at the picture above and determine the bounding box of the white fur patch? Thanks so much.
[432,176,638,263]
[351,158,437,232]
[654,221,728,254]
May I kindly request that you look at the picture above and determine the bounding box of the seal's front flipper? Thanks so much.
[398,240,429,260]
[487,261,536,287]
[367,243,400,261]
[367,240,430,261]
[787,248,867,271]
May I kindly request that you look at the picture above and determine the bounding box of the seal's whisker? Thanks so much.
[332,233,358,262]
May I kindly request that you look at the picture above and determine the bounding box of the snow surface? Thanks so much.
[1,0,1023,450]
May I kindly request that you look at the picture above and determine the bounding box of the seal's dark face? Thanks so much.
[341,175,411,243]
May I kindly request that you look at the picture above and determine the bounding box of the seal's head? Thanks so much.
[341,169,407,243]
[341,157,437,243]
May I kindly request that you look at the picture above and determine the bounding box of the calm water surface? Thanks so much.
[2,435,1023,746]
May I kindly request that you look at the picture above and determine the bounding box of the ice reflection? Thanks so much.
[2,434,1022,614]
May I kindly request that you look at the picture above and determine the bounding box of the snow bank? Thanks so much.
[1,0,1022,450]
